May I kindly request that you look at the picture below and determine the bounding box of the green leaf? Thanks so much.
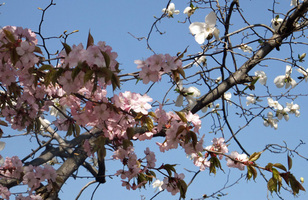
[84,69,94,83]
[272,168,280,180]
[111,73,121,91]
[0,120,8,127]
[34,46,43,54]
[163,164,176,176]
[247,165,257,180]
[52,68,64,86]
[126,127,135,139]
[175,125,186,137]
[38,64,53,71]
[122,139,133,150]
[145,116,154,131]
[248,152,262,162]
[71,64,82,80]
[273,163,287,172]
[66,123,73,137]
[62,42,72,55]
[178,179,187,199]
[267,178,277,194]
[189,131,197,148]
[265,163,273,171]
[177,67,186,79]
[86,31,94,48]
[97,146,106,160]
[175,47,188,61]
[288,155,292,170]
[3,29,16,43]
[74,124,80,137]
[101,51,111,68]
[175,111,187,123]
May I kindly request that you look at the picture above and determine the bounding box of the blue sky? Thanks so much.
[1,0,308,199]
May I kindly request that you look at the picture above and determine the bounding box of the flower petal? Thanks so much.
[189,22,205,35]
[205,11,217,28]
[194,32,206,44]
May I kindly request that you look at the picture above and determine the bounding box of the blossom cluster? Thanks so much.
[0,156,57,199]
[113,146,157,190]
[135,54,183,84]
[264,98,300,129]
[0,26,47,130]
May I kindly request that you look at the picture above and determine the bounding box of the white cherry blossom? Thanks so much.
[183,7,195,17]
[189,11,219,44]
[296,67,308,82]
[175,81,201,107]
[246,94,262,106]
[263,112,278,129]
[194,55,207,67]
[255,71,267,85]
[276,108,290,121]
[271,18,283,31]
[291,0,302,6]
[239,44,253,53]
[267,97,283,111]
[274,65,296,88]
[162,3,180,18]
[152,179,163,192]
[286,102,300,117]
[224,92,232,105]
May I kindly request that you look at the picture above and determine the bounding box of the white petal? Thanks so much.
[0,141,5,151]
[168,3,175,11]
[194,32,207,44]
[285,65,292,75]
[175,95,184,107]
[205,11,217,27]
[213,28,220,41]
[274,75,285,88]
[174,10,180,15]
[183,7,191,14]
[189,22,205,35]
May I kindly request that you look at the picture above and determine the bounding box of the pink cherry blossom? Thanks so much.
[161,173,185,195]
[206,137,228,159]
[226,151,248,171]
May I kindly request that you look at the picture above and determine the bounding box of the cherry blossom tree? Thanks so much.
[0,0,308,199]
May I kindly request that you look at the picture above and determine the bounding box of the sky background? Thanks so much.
[1,0,308,200]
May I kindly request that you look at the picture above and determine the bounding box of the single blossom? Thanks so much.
[296,67,308,82]
[239,44,253,53]
[183,6,195,17]
[286,102,300,117]
[255,71,267,85]
[215,76,222,84]
[194,55,207,67]
[152,179,163,192]
[274,65,297,89]
[175,81,200,107]
[224,92,232,105]
[263,112,278,129]
[189,11,219,44]
[226,151,248,171]
[267,97,283,111]
[162,3,180,17]
[246,94,262,106]
[271,18,283,31]
[276,108,290,121]
[291,0,302,6]
[206,137,228,160]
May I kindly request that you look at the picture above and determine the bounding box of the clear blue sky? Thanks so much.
[1,0,308,199]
